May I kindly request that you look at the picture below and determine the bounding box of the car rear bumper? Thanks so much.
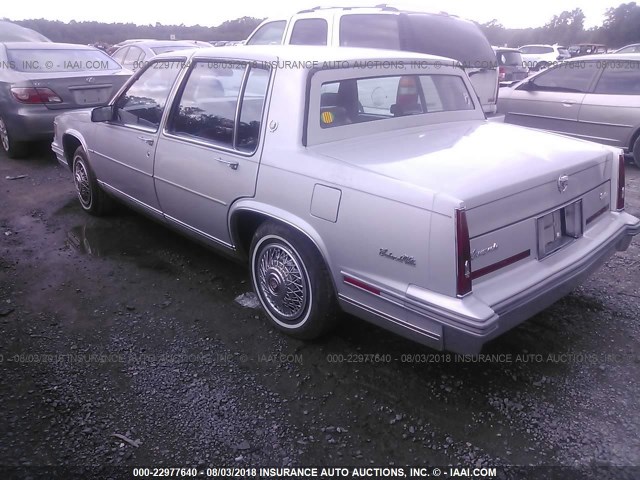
[3,106,60,141]
[339,211,640,354]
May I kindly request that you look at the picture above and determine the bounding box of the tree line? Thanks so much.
[4,2,640,48]
[3,16,264,45]
[481,2,640,48]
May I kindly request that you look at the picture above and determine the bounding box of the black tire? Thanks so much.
[249,221,339,339]
[72,146,113,216]
[0,115,28,159]
[633,135,640,169]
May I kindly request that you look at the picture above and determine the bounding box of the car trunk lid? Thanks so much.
[24,71,129,110]
[313,121,612,237]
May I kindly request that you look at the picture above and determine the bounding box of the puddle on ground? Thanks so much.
[67,224,175,273]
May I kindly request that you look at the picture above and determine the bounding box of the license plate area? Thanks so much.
[71,87,110,105]
[536,200,583,259]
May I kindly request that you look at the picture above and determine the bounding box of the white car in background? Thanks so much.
[519,44,570,71]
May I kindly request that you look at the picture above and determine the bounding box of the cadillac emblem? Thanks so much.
[557,175,569,193]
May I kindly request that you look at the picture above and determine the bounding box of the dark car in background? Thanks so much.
[493,47,529,86]
[572,44,608,56]
[0,42,131,158]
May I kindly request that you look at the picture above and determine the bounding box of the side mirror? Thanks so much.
[91,105,114,123]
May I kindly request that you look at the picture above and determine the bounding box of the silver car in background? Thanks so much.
[110,40,208,71]
[0,42,130,158]
[498,54,640,167]
[615,43,640,54]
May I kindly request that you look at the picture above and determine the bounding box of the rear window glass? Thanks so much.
[339,14,400,49]
[319,74,474,129]
[496,50,523,66]
[520,46,553,54]
[6,48,120,72]
[404,14,496,67]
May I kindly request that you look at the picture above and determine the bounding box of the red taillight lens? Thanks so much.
[498,66,506,80]
[616,154,625,210]
[455,208,472,297]
[11,87,62,104]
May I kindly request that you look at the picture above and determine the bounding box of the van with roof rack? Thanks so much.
[245,5,499,116]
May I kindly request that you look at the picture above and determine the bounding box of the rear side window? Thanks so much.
[339,14,400,49]
[290,19,328,46]
[246,21,286,45]
[594,61,640,95]
[530,61,599,93]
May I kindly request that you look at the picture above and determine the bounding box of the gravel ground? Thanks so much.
[0,146,639,479]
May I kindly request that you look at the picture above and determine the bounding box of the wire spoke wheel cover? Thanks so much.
[254,237,311,326]
[0,118,9,152]
[73,156,92,208]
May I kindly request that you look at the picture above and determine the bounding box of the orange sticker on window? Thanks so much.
[321,111,334,124]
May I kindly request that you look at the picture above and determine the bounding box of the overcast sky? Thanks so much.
[3,0,617,29]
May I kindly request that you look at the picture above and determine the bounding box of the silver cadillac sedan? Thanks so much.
[52,46,640,353]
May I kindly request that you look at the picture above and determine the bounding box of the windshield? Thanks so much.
[405,13,496,68]
[7,48,121,72]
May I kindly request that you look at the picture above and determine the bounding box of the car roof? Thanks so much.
[0,21,51,42]
[154,44,462,66]
[566,53,640,61]
[493,47,521,52]
[123,40,203,47]
[293,5,459,17]
[2,41,97,50]
[519,44,555,48]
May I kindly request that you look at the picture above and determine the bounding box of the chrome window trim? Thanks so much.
[161,58,272,157]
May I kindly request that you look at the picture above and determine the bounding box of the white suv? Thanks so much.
[246,6,499,116]
[518,44,571,71]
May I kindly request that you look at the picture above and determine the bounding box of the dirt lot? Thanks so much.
[1,145,639,479]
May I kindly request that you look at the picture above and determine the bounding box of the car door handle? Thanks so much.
[137,136,154,146]
[216,158,238,170]
[562,100,577,106]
